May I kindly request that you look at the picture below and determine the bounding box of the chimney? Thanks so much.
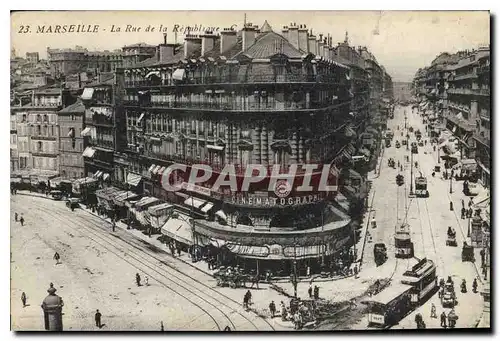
[159,43,176,62]
[298,25,308,53]
[201,31,217,56]
[220,27,237,54]
[184,34,202,59]
[163,33,168,45]
[317,36,325,58]
[242,23,256,51]
[281,26,289,41]
[308,32,317,55]
[323,44,330,60]
[253,25,260,38]
[288,23,299,50]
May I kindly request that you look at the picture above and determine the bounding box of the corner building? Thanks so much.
[117,21,389,274]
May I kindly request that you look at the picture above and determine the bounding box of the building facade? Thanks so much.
[412,45,490,188]
[58,101,86,179]
[122,43,157,68]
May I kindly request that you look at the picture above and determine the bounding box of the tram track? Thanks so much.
[19,198,276,331]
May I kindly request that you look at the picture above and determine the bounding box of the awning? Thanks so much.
[207,144,224,151]
[95,171,103,179]
[81,88,94,100]
[283,245,326,259]
[82,147,96,158]
[137,113,145,124]
[348,169,363,180]
[215,210,227,221]
[126,172,142,187]
[148,164,156,172]
[113,191,140,206]
[157,167,166,175]
[102,173,110,181]
[148,203,173,216]
[460,159,477,171]
[200,202,214,213]
[81,127,92,137]
[184,197,206,209]
[359,148,371,158]
[172,69,186,81]
[226,244,270,258]
[135,196,161,209]
[161,217,193,245]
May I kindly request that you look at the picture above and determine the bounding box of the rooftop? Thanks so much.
[59,100,85,114]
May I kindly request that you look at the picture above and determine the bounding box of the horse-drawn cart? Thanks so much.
[213,268,251,288]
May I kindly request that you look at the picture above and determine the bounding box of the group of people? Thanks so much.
[307,284,320,300]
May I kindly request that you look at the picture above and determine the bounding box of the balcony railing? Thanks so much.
[448,103,471,114]
[477,65,490,75]
[125,74,342,88]
[123,99,349,112]
[447,88,490,96]
[88,139,114,150]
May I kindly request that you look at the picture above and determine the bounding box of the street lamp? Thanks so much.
[449,173,453,194]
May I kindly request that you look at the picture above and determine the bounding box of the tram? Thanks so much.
[395,223,414,258]
[400,258,438,305]
[363,283,413,327]
[415,176,429,197]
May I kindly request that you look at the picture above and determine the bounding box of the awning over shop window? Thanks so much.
[136,113,145,125]
[102,173,110,181]
[146,71,161,78]
[200,202,214,213]
[113,191,140,206]
[348,169,363,180]
[126,172,142,187]
[460,159,477,171]
[184,197,206,209]
[359,148,371,158]
[226,244,270,258]
[81,88,94,100]
[93,171,102,178]
[134,196,161,209]
[161,217,193,245]
[172,69,186,81]
[215,210,227,221]
[152,165,161,174]
[283,245,326,259]
[82,147,96,158]
[148,203,174,216]
[148,164,156,172]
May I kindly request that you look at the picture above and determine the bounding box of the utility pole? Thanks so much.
[449,172,453,194]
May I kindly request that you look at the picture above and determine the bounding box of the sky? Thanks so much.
[11,11,490,82]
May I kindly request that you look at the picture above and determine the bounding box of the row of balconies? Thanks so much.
[88,138,114,150]
[477,64,490,75]
[452,71,478,81]
[448,103,471,114]
[123,99,348,112]
[447,88,490,96]
[124,74,347,87]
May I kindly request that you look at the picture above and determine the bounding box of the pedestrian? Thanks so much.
[354,264,359,277]
[461,207,466,219]
[448,309,457,328]
[250,274,259,289]
[440,311,447,328]
[472,278,478,293]
[95,309,102,328]
[145,276,149,286]
[269,300,276,318]
[136,273,141,287]
[469,198,473,207]
[306,266,311,278]
[461,279,467,293]
[21,292,27,308]
[15,212,18,222]
[430,303,437,318]
[53,252,60,265]
[160,321,164,331]
[177,246,181,257]
[280,301,286,319]
[480,249,485,267]
[314,285,319,299]
[20,215,24,226]
[461,199,465,208]
[112,219,115,232]
[308,285,313,299]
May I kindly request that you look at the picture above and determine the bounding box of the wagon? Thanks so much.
[214,270,250,288]
[446,235,457,247]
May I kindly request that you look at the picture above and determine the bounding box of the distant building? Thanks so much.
[122,43,157,68]
[26,52,40,64]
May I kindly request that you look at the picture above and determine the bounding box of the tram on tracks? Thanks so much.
[415,175,429,198]
[395,223,414,258]
[400,258,438,305]
[363,283,413,327]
